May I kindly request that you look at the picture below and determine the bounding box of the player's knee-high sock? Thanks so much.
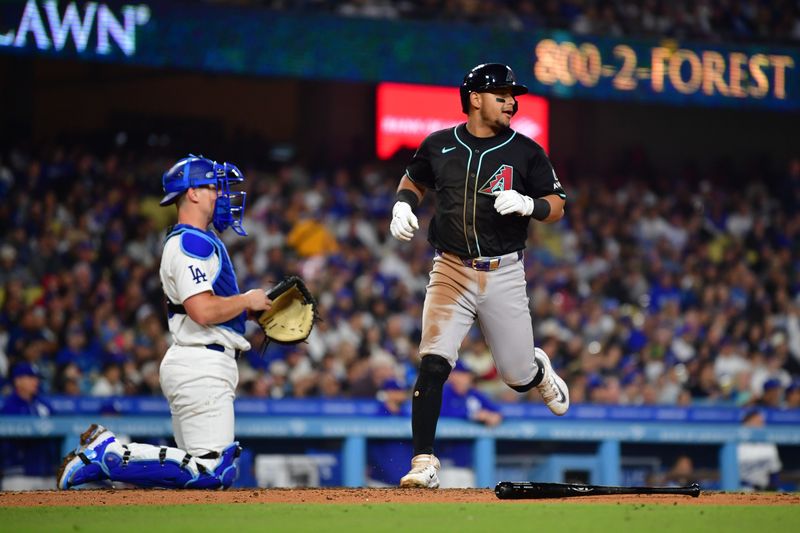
[411,354,452,455]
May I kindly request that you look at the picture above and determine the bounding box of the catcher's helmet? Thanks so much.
[160,154,248,236]
[460,63,528,114]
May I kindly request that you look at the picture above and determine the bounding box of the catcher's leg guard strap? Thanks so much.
[412,354,452,456]
[508,360,545,393]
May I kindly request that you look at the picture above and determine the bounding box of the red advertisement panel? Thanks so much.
[377,82,549,159]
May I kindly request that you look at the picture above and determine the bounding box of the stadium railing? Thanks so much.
[1,398,799,490]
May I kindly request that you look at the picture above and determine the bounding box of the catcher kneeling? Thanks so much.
[58,155,316,490]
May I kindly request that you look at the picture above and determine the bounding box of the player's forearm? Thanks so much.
[184,293,250,326]
[397,175,426,207]
[538,195,565,223]
[474,409,503,426]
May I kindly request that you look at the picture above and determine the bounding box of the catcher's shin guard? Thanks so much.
[105,442,241,489]
[59,425,241,489]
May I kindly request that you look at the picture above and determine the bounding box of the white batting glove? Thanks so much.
[390,201,419,241]
[493,190,534,216]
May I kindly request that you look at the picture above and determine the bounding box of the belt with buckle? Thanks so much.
[438,250,523,271]
[465,257,501,271]
[206,343,242,360]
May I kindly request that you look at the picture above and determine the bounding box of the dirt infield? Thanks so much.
[1,488,797,507]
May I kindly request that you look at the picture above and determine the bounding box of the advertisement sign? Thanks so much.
[0,0,150,57]
[529,36,797,110]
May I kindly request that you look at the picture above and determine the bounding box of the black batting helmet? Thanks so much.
[460,63,528,114]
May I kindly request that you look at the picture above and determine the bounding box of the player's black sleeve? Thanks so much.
[405,136,436,189]
[526,147,566,199]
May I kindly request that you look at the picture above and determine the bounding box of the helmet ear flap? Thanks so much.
[460,87,470,114]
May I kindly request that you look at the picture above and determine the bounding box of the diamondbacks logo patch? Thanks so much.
[479,165,514,195]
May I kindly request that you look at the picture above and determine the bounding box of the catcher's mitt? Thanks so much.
[257,275,318,345]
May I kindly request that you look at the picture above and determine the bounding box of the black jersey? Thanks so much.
[405,123,565,258]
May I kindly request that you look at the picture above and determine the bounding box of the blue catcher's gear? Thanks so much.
[57,424,241,490]
[160,155,248,236]
[212,162,247,236]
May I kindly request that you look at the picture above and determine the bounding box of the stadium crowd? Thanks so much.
[207,0,800,44]
[1,144,799,411]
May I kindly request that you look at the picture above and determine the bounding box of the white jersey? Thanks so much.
[159,233,251,352]
[737,442,781,489]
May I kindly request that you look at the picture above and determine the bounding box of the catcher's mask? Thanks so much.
[460,63,528,115]
[160,154,248,236]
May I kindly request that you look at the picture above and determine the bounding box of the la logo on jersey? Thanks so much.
[479,165,514,195]
[188,265,207,284]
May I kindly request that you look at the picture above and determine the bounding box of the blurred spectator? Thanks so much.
[348,351,400,399]
[0,363,59,490]
[786,381,800,409]
[53,362,86,396]
[665,455,697,487]
[688,360,722,401]
[90,362,124,397]
[737,409,782,491]
[376,377,408,415]
[286,218,339,258]
[754,378,784,408]
[587,374,606,404]
[648,453,709,488]
[441,360,502,427]
[54,323,99,377]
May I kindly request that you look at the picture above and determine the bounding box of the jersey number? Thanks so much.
[188,265,208,284]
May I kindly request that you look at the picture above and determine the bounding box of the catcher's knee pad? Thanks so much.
[416,354,452,390]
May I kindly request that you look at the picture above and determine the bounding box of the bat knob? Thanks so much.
[495,482,514,499]
[690,483,701,498]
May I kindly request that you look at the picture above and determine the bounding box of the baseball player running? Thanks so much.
[390,63,570,488]
[57,155,271,490]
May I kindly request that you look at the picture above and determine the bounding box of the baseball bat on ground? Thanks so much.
[495,481,701,499]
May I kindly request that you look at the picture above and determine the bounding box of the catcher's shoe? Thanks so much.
[399,454,440,489]
[57,424,117,490]
[534,348,570,416]
[186,442,243,489]
[214,442,242,489]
